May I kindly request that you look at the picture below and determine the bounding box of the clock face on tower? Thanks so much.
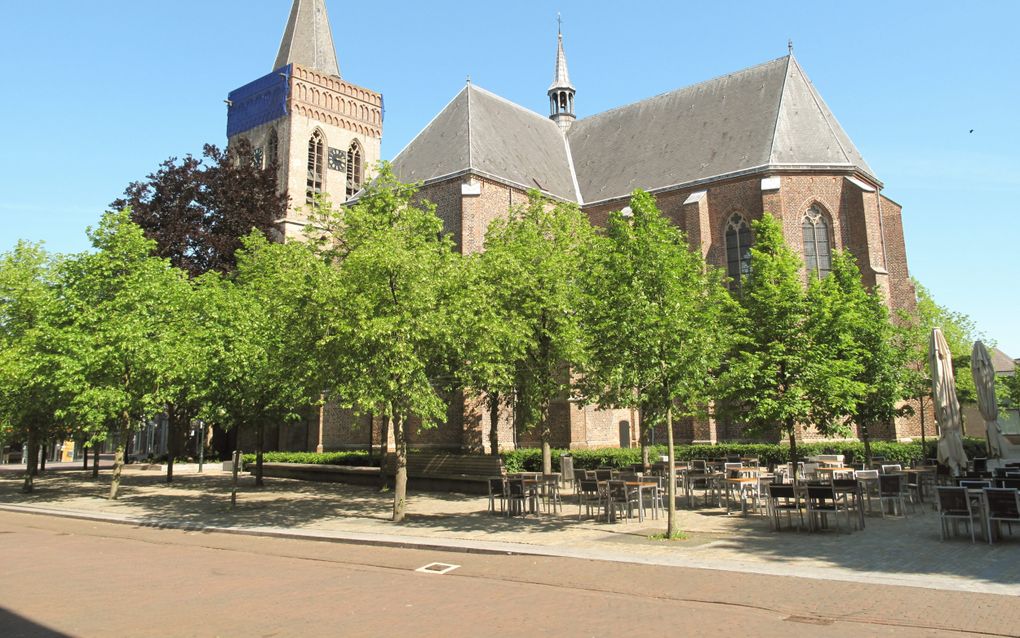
[328,147,346,172]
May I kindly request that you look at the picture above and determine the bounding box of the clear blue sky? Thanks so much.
[1,1,1017,354]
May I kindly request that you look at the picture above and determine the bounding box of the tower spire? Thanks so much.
[548,16,576,132]
[274,0,341,78]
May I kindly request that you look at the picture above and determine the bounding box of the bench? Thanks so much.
[384,453,505,494]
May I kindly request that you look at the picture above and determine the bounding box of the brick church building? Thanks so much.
[226,0,920,453]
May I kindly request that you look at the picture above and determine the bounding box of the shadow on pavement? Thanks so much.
[2,470,1018,590]
[0,607,72,638]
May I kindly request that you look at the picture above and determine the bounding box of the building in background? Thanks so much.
[230,0,920,453]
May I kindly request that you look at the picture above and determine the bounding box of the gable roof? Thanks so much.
[567,55,875,204]
[391,55,875,206]
[391,84,578,201]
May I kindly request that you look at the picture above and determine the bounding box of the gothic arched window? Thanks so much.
[725,213,753,292]
[346,140,363,199]
[802,205,832,278]
[306,130,325,204]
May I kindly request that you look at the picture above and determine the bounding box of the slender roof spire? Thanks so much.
[549,15,574,92]
[274,0,341,77]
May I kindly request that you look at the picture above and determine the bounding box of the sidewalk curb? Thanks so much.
[0,503,528,557]
[2,502,1017,596]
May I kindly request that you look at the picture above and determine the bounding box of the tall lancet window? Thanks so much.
[306,130,325,204]
[725,213,753,292]
[802,205,832,278]
[346,140,363,199]
[267,128,279,169]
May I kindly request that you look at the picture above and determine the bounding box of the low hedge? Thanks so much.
[240,451,380,467]
[241,438,988,473]
[501,438,988,473]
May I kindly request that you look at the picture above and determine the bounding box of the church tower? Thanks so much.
[548,19,576,132]
[226,0,383,240]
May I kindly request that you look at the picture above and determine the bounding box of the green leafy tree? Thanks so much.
[453,251,528,455]
[481,193,595,474]
[59,210,188,499]
[719,213,859,477]
[157,272,217,482]
[202,232,328,487]
[580,191,736,536]
[311,166,460,522]
[0,242,70,492]
[902,279,984,443]
[808,252,910,465]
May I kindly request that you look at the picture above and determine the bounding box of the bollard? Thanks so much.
[231,450,240,507]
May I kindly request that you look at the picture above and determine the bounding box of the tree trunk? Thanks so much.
[861,422,873,468]
[92,446,100,478]
[109,417,130,500]
[255,422,265,487]
[166,404,177,484]
[488,392,500,456]
[640,405,650,470]
[392,414,408,522]
[666,405,678,538]
[918,395,927,459]
[39,441,46,473]
[541,427,552,475]
[379,414,390,461]
[22,429,39,493]
[787,421,799,483]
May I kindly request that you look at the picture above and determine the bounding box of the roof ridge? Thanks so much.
[561,132,583,204]
[390,86,468,165]
[466,83,473,169]
[791,56,852,165]
[468,83,560,128]
[767,55,793,165]
[575,55,790,125]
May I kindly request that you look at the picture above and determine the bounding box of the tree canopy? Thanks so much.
[580,190,736,535]
[112,140,287,277]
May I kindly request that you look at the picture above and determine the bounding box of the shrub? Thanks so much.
[503,438,988,471]
[239,451,380,467]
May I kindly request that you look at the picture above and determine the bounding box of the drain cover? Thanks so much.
[415,562,460,575]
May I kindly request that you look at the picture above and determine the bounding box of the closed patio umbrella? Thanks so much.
[972,341,1009,459]
[930,328,968,474]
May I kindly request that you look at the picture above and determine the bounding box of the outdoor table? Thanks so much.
[624,481,660,521]
[725,477,758,516]
[816,467,855,482]
[506,479,541,516]
[832,481,867,529]
[903,467,936,503]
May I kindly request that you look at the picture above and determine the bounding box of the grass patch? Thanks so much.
[648,531,688,541]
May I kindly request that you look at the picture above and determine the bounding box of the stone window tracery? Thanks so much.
[725,213,753,293]
[306,130,325,205]
[803,205,832,278]
[346,140,363,199]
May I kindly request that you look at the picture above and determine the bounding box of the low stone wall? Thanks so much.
[253,462,492,494]
[254,463,383,488]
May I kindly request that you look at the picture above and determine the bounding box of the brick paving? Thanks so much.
[1,466,1017,597]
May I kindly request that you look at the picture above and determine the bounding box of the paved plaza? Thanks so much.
[1,466,1017,598]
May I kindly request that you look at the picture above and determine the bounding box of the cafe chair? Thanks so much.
[983,488,1020,544]
[935,487,980,542]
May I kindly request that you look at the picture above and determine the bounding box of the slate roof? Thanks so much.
[990,347,1016,374]
[274,0,341,77]
[391,84,579,201]
[392,54,874,205]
